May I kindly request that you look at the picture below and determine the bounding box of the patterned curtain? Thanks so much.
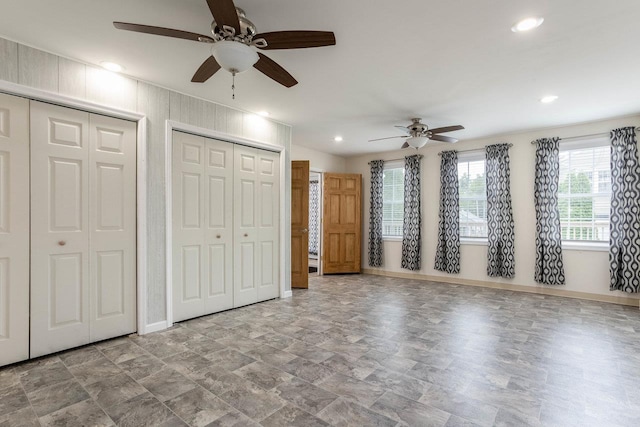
[486,144,515,278]
[534,137,565,285]
[434,151,460,274]
[401,155,422,270]
[609,127,640,293]
[308,180,320,256]
[368,160,385,267]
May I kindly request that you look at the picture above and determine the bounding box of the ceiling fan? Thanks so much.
[113,0,336,93]
[369,118,465,149]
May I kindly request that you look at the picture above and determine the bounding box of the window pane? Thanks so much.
[458,158,487,238]
[558,141,610,242]
[382,167,404,237]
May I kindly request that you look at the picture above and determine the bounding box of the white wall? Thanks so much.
[292,143,347,172]
[347,114,640,304]
[0,37,293,327]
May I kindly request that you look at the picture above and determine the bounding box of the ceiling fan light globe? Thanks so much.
[211,40,259,73]
[406,136,429,149]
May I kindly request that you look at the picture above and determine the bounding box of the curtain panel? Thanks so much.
[434,151,460,274]
[534,137,566,285]
[309,180,320,256]
[609,127,640,293]
[368,160,385,267]
[485,144,516,278]
[401,155,422,270]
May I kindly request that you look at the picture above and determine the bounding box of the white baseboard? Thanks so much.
[363,268,640,308]
[141,320,169,335]
[282,290,293,299]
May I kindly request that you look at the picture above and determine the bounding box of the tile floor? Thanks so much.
[1,274,640,426]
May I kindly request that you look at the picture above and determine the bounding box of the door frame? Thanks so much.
[164,120,287,329]
[310,168,324,276]
[0,80,150,334]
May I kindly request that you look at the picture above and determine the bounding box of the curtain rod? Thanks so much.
[367,154,423,165]
[530,127,640,145]
[437,143,513,156]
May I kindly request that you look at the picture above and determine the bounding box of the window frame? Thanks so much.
[557,135,610,250]
[381,160,405,240]
[457,151,488,242]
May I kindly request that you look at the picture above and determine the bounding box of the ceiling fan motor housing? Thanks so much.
[211,8,257,40]
[408,118,429,137]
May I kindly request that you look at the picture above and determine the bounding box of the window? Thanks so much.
[558,137,610,242]
[382,162,404,237]
[458,153,487,238]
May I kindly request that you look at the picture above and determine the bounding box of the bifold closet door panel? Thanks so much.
[89,113,137,342]
[0,93,30,367]
[203,136,234,314]
[256,150,280,301]
[172,131,234,322]
[233,146,260,307]
[30,101,91,358]
[173,132,206,321]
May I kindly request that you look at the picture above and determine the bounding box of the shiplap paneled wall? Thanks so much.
[0,37,292,325]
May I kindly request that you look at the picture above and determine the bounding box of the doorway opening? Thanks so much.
[309,171,322,276]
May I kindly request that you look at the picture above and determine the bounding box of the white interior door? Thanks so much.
[0,93,30,366]
[30,101,91,357]
[173,132,233,322]
[89,113,137,341]
[203,135,234,314]
[257,150,280,301]
[173,132,206,321]
[234,146,260,307]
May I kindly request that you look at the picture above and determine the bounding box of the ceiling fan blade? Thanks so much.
[368,136,407,142]
[401,142,410,149]
[394,125,410,134]
[253,53,298,87]
[254,31,336,50]
[430,134,458,143]
[191,56,221,83]
[429,125,465,134]
[113,22,214,43]
[206,0,241,34]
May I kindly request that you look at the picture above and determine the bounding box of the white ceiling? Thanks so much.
[2,0,640,156]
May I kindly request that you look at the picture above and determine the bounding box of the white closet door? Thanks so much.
[172,132,234,322]
[203,136,233,314]
[173,132,206,321]
[257,150,280,301]
[0,94,29,366]
[89,114,137,341]
[30,101,90,357]
[234,146,260,307]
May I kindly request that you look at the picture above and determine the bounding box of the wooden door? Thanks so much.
[172,131,234,322]
[234,145,260,307]
[89,113,137,341]
[30,101,91,357]
[323,173,362,274]
[0,93,30,366]
[291,161,309,288]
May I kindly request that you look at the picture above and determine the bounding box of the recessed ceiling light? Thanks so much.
[511,17,544,33]
[100,61,124,72]
[334,136,343,142]
[258,111,270,117]
[540,95,559,104]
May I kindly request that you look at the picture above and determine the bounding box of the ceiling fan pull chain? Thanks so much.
[232,71,236,99]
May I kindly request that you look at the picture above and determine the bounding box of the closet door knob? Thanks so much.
[244,233,248,237]
[58,241,66,246]
[216,234,221,239]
